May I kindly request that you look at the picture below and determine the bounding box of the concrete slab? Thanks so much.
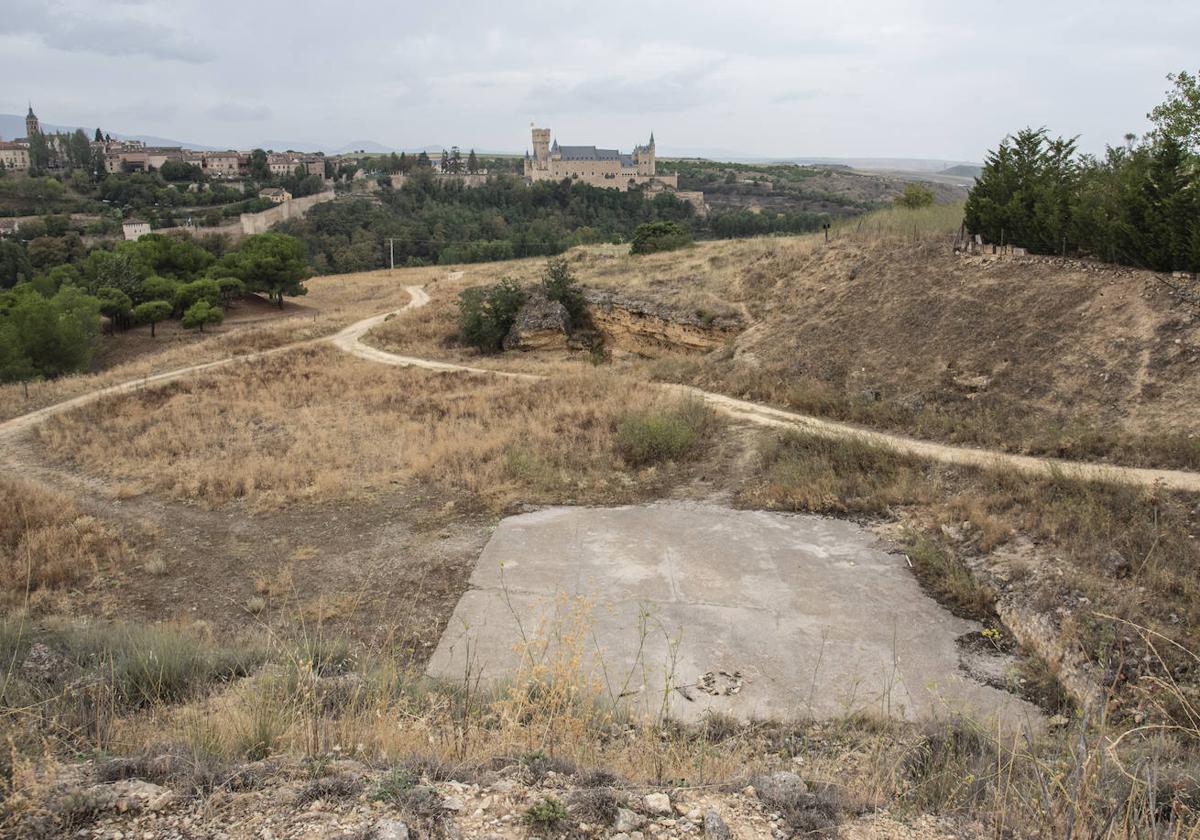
[426,502,1041,725]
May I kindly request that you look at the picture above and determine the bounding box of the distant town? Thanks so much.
[0,106,709,240]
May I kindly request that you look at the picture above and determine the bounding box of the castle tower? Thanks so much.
[531,126,550,164]
[26,104,39,138]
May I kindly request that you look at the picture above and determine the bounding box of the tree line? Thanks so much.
[965,70,1200,272]
[278,170,828,275]
[1,231,310,384]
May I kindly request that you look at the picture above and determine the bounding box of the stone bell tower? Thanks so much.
[26,104,40,138]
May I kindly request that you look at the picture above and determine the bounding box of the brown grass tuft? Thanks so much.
[0,479,126,606]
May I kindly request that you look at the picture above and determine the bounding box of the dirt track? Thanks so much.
[6,282,1200,493]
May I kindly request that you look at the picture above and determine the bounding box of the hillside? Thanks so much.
[3,217,1200,838]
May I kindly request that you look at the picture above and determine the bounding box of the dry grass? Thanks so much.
[4,607,1198,838]
[0,479,126,610]
[36,346,721,511]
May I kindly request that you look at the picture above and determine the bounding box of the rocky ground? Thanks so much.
[12,758,981,839]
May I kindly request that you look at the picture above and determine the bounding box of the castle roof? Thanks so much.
[557,145,621,161]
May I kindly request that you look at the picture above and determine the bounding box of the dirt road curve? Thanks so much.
[5,283,1200,493]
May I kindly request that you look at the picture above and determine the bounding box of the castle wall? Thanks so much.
[240,190,336,235]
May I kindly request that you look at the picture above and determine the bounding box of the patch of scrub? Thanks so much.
[426,502,1041,724]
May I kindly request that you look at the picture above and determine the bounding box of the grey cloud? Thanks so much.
[207,103,273,122]
[0,1,211,63]
[772,89,821,104]
[527,65,718,115]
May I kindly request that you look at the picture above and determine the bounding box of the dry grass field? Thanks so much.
[35,345,725,512]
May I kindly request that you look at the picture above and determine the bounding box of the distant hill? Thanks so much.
[779,156,983,173]
[0,114,214,150]
[939,164,982,178]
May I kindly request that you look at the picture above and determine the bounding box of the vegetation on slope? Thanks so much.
[966,69,1200,271]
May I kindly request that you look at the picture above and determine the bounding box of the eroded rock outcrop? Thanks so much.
[503,292,571,351]
[584,289,741,353]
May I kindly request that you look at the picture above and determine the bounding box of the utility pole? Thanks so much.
[387,238,395,270]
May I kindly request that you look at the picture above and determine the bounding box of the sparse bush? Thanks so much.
[630,220,692,255]
[903,533,991,620]
[540,257,586,324]
[894,183,936,209]
[370,766,418,803]
[615,399,712,466]
[568,787,622,825]
[524,795,569,831]
[456,278,527,352]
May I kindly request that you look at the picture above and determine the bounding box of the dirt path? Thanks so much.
[338,291,1200,494]
[6,282,1200,493]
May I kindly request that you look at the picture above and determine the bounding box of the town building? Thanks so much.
[202,151,240,177]
[0,141,30,170]
[258,187,291,204]
[122,219,151,241]
[523,126,677,191]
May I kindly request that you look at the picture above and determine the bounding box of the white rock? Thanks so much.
[643,793,672,815]
[373,819,410,840]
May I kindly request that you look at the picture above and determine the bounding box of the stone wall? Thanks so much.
[239,190,336,235]
[390,173,491,189]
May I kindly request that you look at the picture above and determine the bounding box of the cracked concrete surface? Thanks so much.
[426,501,1043,724]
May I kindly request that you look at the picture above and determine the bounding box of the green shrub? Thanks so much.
[894,183,936,209]
[540,257,586,324]
[174,278,221,314]
[630,220,692,255]
[181,300,223,332]
[456,278,527,353]
[615,399,712,466]
[523,795,569,831]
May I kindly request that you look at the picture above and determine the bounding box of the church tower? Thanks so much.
[25,104,39,138]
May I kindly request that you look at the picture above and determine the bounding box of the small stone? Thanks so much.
[616,807,646,832]
[442,797,464,811]
[752,771,807,804]
[643,793,672,815]
[373,819,410,840]
[704,808,733,840]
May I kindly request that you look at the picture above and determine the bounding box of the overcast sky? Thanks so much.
[2,0,1197,161]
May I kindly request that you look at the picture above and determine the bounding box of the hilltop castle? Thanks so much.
[523,126,677,191]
